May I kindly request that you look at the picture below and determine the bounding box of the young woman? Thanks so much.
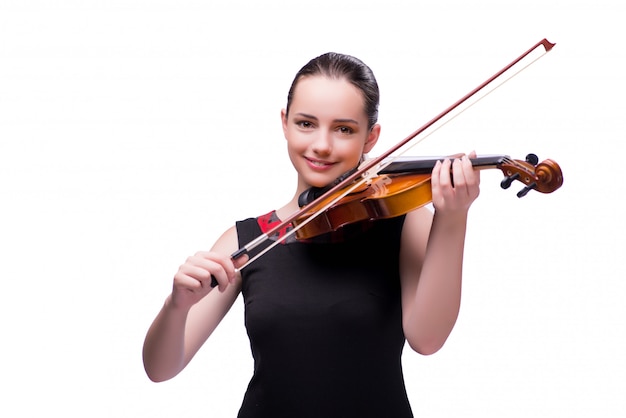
[143,52,480,417]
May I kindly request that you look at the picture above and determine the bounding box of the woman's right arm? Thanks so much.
[142,226,245,382]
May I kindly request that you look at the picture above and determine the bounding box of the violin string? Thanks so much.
[502,156,527,170]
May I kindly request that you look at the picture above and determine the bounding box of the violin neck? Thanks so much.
[379,155,508,175]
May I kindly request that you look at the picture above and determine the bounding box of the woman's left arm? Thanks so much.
[400,153,480,355]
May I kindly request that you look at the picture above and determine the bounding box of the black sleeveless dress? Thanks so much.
[236,211,413,418]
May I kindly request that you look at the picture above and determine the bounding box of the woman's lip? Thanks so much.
[305,157,336,170]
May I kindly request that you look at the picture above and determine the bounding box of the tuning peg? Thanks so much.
[525,153,539,165]
[501,172,520,189]
[517,182,537,198]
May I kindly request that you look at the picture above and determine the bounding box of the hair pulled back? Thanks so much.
[285,52,380,130]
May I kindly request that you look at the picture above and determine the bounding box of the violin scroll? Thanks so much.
[499,153,563,197]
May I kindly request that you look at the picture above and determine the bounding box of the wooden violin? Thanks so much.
[208,38,561,286]
[292,153,563,240]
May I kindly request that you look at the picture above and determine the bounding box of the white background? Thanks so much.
[1,0,624,417]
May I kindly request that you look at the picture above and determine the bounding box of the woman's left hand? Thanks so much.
[431,151,480,215]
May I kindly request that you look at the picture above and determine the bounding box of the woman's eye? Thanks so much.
[338,126,354,135]
[297,121,313,128]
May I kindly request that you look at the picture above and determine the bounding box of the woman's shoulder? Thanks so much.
[210,224,240,254]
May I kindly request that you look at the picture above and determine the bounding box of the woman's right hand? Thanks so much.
[170,251,241,311]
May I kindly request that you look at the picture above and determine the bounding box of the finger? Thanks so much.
[431,159,444,207]
[190,252,232,288]
[438,158,453,190]
[179,261,222,290]
[174,269,205,291]
[205,251,238,280]
[232,253,249,272]
[180,253,228,290]
[461,154,480,190]
[431,159,442,190]
[206,259,232,291]
[210,253,250,288]
[202,251,248,288]
[452,157,466,192]
[463,155,480,194]
[467,150,479,181]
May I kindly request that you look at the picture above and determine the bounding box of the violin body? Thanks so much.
[293,154,563,240]
[295,172,434,240]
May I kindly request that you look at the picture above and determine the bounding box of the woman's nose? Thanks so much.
[312,131,332,156]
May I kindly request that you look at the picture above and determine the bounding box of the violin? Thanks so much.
[209,38,562,287]
[293,153,563,240]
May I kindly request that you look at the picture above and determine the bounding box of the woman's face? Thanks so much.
[282,75,380,191]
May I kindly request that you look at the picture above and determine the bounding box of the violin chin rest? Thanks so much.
[298,167,359,208]
[298,186,324,207]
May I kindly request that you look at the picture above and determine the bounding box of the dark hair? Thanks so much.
[285,52,379,130]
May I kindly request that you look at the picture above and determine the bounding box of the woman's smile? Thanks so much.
[304,156,337,171]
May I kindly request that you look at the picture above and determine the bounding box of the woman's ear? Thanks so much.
[363,124,381,153]
[281,109,288,138]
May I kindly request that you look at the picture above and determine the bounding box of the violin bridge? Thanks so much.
[359,160,382,185]
[369,175,392,197]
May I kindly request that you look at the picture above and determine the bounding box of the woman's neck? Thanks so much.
[276,195,302,222]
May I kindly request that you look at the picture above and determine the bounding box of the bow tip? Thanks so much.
[541,39,556,51]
